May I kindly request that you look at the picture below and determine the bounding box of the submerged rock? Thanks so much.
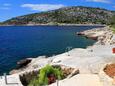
[76,32,84,35]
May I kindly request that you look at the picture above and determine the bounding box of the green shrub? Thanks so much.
[110,15,115,25]
[29,65,63,86]
[112,25,115,33]
[110,15,115,33]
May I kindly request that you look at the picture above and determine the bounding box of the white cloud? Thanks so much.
[0,7,10,10]
[86,0,111,3]
[0,3,11,10]
[3,3,11,6]
[21,4,65,11]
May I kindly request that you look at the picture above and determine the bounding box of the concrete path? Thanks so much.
[50,74,103,86]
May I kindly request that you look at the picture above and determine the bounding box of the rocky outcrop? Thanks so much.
[9,69,22,74]
[9,58,32,74]
[76,32,85,35]
[77,26,115,45]
[17,58,32,68]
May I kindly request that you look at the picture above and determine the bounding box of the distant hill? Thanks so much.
[1,6,115,25]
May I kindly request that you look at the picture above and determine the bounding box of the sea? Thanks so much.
[0,25,103,75]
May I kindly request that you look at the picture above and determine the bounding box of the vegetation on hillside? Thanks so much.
[111,15,115,26]
[2,6,115,25]
[29,65,63,86]
[110,15,115,32]
[0,22,3,25]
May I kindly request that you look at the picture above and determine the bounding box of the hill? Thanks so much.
[1,6,115,25]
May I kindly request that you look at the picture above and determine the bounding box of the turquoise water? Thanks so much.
[0,26,101,75]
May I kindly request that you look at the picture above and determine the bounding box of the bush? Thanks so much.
[110,15,115,33]
[111,15,115,25]
[29,65,63,86]
[112,25,115,33]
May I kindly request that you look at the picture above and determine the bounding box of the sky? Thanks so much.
[0,0,115,22]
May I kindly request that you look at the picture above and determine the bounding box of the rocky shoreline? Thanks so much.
[1,26,115,86]
[0,23,106,27]
[77,26,115,45]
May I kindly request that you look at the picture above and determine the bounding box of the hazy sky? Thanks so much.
[0,0,115,22]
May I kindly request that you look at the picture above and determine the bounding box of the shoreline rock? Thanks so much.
[17,58,32,68]
[77,26,115,45]
[9,58,32,74]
